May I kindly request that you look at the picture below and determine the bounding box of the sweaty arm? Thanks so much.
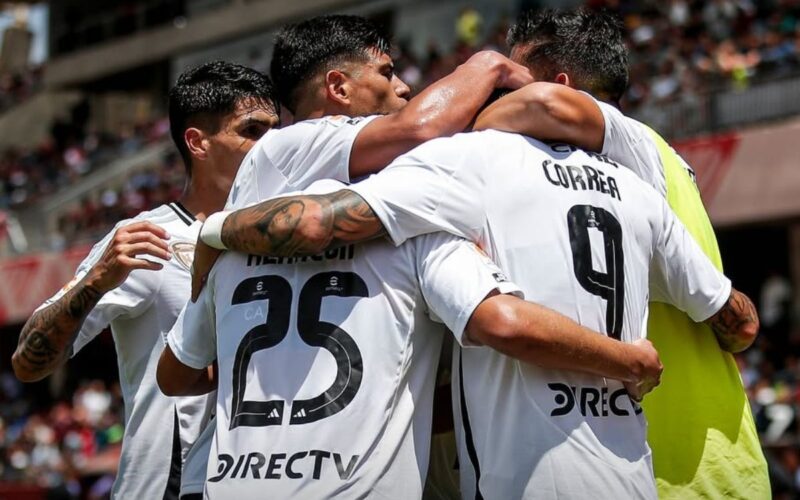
[349,51,532,177]
[13,221,170,382]
[472,82,605,152]
[416,233,662,400]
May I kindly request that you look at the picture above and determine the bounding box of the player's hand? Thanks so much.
[624,339,663,402]
[86,221,171,294]
[465,51,534,90]
[191,239,222,302]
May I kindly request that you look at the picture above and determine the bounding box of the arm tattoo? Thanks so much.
[12,281,103,380]
[221,190,386,256]
[708,290,759,352]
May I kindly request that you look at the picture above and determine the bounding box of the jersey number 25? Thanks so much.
[228,272,367,429]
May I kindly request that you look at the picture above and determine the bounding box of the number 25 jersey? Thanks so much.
[168,182,521,499]
[349,130,732,500]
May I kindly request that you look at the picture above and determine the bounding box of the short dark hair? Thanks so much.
[168,61,278,174]
[508,9,629,103]
[270,15,391,114]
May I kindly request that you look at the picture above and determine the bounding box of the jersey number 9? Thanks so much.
[567,205,625,340]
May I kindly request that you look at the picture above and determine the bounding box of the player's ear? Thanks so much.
[554,72,571,88]
[184,127,209,161]
[325,69,351,107]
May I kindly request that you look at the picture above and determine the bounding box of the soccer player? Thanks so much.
[219,14,532,213]
[11,62,280,499]
[473,9,770,497]
[193,129,758,498]
[158,178,663,498]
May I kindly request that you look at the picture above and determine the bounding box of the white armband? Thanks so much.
[199,210,233,250]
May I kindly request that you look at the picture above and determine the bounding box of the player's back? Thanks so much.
[350,130,730,499]
[192,218,515,499]
[447,131,661,499]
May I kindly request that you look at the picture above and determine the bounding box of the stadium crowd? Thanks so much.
[3,0,800,249]
[0,375,123,499]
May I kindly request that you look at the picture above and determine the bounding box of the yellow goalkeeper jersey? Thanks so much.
[595,95,769,497]
[643,127,770,499]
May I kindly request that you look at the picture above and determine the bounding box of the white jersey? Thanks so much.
[180,114,379,496]
[226,115,377,209]
[348,130,732,499]
[168,181,521,499]
[39,202,214,499]
[593,97,699,197]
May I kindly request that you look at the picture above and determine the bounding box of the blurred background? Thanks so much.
[0,0,797,498]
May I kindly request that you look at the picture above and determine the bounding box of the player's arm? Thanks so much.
[222,190,384,255]
[192,136,483,300]
[472,82,605,152]
[191,191,383,300]
[704,290,759,353]
[157,348,216,396]
[159,283,218,394]
[416,235,662,400]
[12,222,170,382]
[349,51,532,177]
[651,199,759,353]
[466,292,662,399]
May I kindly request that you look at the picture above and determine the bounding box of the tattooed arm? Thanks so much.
[192,190,388,300]
[12,278,104,382]
[12,221,170,382]
[705,289,759,353]
[221,190,386,256]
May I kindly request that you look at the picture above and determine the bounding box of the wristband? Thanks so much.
[199,210,232,250]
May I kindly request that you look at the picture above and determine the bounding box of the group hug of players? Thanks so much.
[12,8,771,500]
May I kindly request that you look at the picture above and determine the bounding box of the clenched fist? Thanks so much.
[624,339,663,402]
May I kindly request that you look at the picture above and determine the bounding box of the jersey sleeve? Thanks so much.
[225,116,378,209]
[167,273,217,370]
[36,223,161,355]
[269,115,378,187]
[347,133,488,246]
[593,98,667,197]
[414,233,523,346]
[649,199,731,322]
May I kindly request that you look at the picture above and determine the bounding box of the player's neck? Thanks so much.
[294,100,348,122]
[178,174,231,222]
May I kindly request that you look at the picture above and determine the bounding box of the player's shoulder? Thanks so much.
[270,115,374,141]
[135,203,196,233]
[402,129,503,159]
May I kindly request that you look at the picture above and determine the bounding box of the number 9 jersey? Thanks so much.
[167,181,522,499]
[348,130,733,500]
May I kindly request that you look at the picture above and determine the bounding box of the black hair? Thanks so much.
[270,15,391,114]
[508,9,629,103]
[168,61,278,174]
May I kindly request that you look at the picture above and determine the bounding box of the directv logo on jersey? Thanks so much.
[548,383,642,417]
[208,450,359,483]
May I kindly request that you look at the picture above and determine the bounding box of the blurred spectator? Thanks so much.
[0,378,123,499]
[0,66,43,113]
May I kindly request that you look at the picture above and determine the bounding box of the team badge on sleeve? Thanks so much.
[170,242,196,271]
